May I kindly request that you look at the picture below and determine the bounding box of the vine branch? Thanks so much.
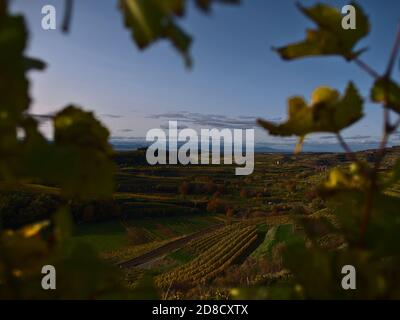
[353,57,379,79]
[385,22,400,78]
[336,133,358,162]
[360,24,400,245]
[62,0,74,33]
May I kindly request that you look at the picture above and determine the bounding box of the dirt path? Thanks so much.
[117,224,223,269]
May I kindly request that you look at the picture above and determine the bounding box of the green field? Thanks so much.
[70,214,223,252]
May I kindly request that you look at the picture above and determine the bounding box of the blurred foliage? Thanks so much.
[119,0,239,67]
[274,2,369,61]
[371,78,400,114]
[3,0,400,300]
[246,1,400,300]
[0,0,132,298]
[0,208,160,299]
[0,0,238,299]
[258,82,363,138]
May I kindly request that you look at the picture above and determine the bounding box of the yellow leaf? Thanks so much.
[19,221,50,238]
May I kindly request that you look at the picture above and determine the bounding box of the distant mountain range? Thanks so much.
[110,138,394,153]
[110,139,289,153]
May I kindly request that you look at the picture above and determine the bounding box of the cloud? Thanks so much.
[344,135,372,140]
[318,135,336,140]
[316,135,372,143]
[149,112,190,120]
[101,114,123,119]
[238,115,257,120]
[110,136,144,141]
[148,111,278,129]
[119,128,134,133]
[160,123,189,130]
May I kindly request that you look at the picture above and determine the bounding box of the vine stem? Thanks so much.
[336,133,358,162]
[359,24,400,245]
[385,22,400,77]
[353,58,379,79]
[393,117,400,131]
[361,117,400,244]
[62,0,74,33]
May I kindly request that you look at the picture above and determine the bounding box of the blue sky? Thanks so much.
[11,0,400,151]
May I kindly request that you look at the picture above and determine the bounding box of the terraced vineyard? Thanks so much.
[156,224,259,288]
[187,223,247,254]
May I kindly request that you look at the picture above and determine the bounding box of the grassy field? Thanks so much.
[70,214,223,252]
[69,220,127,252]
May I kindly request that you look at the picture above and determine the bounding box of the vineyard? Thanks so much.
[156,224,259,288]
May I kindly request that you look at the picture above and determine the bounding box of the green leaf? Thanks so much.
[119,0,192,67]
[282,241,390,299]
[49,242,129,299]
[258,82,363,138]
[195,0,240,12]
[23,57,46,71]
[371,78,400,113]
[119,0,240,67]
[0,8,45,181]
[21,106,115,199]
[54,106,111,152]
[274,2,369,61]
[321,163,371,192]
[0,14,45,119]
[53,207,73,242]
[52,106,115,199]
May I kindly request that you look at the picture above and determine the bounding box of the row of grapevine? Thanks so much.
[156,225,258,288]
[187,223,245,254]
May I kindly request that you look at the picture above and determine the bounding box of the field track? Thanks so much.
[117,224,224,269]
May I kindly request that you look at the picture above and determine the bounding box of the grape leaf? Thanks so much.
[0,14,45,119]
[321,163,371,192]
[283,241,388,299]
[52,106,115,199]
[0,9,45,181]
[274,2,369,61]
[21,106,115,199]
[322,189,400,255]
[54,106,111,153]
[195,0,239,12]
[258,82,363,138]
[370,78,400,114]
[119,0,192,66]
[119,0,240,67]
